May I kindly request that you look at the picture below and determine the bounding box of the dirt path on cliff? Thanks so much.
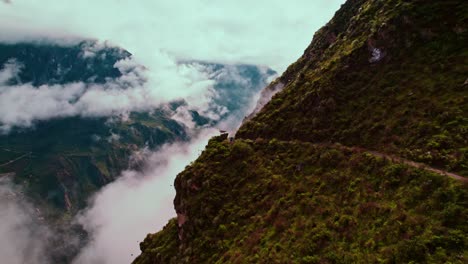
[329,143,467,182]
[0,152,31,167]
[266,139,467,183]
[365,150,468,183]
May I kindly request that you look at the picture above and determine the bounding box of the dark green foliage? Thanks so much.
[237,0,468,176]
[135,219,180,264]
[136,139,467,263]
[230,141,254,159]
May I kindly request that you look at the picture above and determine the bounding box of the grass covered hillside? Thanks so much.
[135,0,468,263]
[137,137,466,263]
[238,0,468,176]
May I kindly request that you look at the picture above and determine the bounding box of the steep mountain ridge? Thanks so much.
[238,0,468,175]
[135,0,468,263]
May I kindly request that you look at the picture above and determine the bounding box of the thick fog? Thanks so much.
[0,178,51,264]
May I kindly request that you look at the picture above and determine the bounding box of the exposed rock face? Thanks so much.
[134,1,468,263]
[176,213,187,240]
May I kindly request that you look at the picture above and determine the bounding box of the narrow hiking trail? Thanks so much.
[366,150,468,183]
[256,139,468,183]
[328,143,467,183]
[0,152,31,167]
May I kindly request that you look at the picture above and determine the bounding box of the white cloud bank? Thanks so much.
[0,58,272,133]
[0,178,50,264]
[73,129,217,264]
[0,127,219,264]
[0,58,219,132]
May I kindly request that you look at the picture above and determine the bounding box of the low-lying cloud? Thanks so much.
[0,54,275,134]
[0,57,220,132]
[0,51,271,264]
[72,129,217,264]
[0,178,50,264]
[0,128,220,264]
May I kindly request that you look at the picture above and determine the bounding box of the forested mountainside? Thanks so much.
[135,0,468,263]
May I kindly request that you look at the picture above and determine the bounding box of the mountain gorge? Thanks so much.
[135,0,467,263]
[0,41,276,263]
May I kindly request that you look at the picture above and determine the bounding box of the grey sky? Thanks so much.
[0,0,345,72]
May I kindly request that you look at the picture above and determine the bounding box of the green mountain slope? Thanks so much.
[237,0,468,175]
[135,0,468,263]
[137,138,466,263]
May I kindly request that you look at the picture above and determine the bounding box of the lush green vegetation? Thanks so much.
[136,0,468,263]
[238,0,468,176]
[136,138,467,263]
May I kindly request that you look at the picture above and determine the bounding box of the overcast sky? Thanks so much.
[0,0,345,72]
[0,0,346,131]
